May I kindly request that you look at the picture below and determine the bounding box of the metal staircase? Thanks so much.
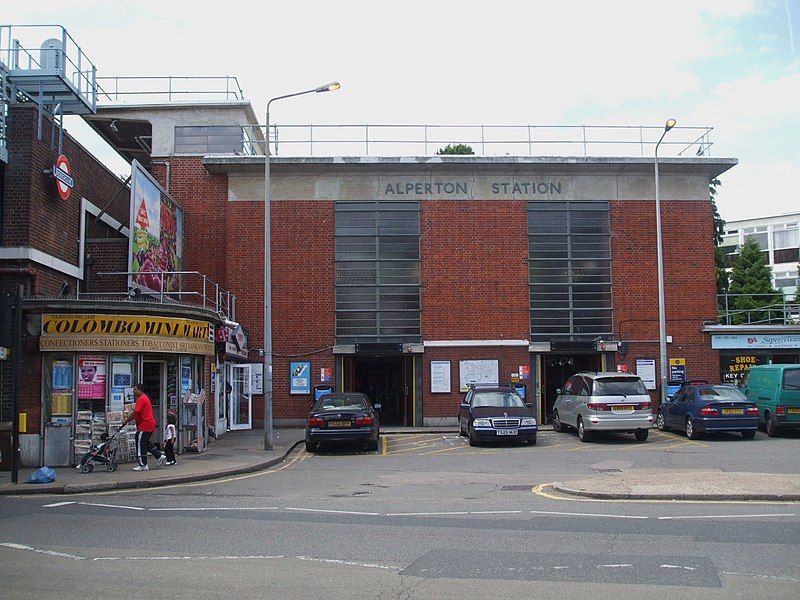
[0,24,99,163]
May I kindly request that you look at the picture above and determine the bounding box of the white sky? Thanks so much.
[5,0,800,222]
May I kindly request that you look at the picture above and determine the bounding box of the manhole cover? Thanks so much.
[501,484,534,491]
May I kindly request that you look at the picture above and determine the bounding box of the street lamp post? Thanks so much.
[263,82,340,451]
[654,118,676,406]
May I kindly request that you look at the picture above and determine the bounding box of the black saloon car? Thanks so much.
[458,386,538,446]
[305,392,381,452]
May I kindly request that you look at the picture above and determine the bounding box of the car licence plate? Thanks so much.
[327,420,351,428]
[496,429,518,436]
[612,405,634,412]
[788,408,800,414]
[721,408,744,415]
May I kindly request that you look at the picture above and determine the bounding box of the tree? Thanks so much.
[436,143,474,155]
[710,178,730,308]
[728,237,782,324]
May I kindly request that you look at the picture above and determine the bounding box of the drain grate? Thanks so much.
[594,468,622,473]
[501,484,534,491]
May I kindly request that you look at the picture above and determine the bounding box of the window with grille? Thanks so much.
[174,126,243,154]
[335,201,421,344]
[528,202,613,341]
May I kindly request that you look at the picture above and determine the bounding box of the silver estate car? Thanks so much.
[552,372,654,442]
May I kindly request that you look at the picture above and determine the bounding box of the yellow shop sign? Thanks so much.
[40,314,215,355]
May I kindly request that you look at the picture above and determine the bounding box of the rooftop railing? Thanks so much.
[77,270,236,321]
[96,76,246,103]
[717,294,799,326]
[241,123,714,158]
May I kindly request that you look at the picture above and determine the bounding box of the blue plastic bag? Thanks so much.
[26,466,56,484]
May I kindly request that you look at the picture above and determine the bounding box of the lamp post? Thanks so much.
[654,118,676,406]
[263,82,340,451]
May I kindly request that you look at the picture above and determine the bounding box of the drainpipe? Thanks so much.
[0,267,39,296]
[151,160,170,194]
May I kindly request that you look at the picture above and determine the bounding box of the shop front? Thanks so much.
[38,313,216,467]
[213,321,259,435]
[711,330,800,386]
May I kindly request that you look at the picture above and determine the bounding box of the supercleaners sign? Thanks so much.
[40,314,215,355]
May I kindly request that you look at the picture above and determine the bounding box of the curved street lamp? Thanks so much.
[654,118,676,405]
[263,82,340,451]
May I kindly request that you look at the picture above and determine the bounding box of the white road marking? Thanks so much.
[42,501,75,507]
[77,502,145,511]
[295,555,401,571]
[285,507,380,516]
[597,563,633,568]
[149,507,279,512]
[661,564,697,571]
[93,555,285,561]
[722,571,800,583]
[529,510,648,519]
[385,510,524,516]
[657,513,794,520]
[1,543,85,560]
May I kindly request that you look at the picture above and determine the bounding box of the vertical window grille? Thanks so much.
[335,201,421,344]
[528,201,613,341]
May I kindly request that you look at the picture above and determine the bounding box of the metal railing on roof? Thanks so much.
[77,270,236,321]
[717,293,800,326]
[96,76,246,103]
[240,123,714,158]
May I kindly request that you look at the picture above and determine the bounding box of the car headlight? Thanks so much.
[521,418,537,426]
[472,418,491,427]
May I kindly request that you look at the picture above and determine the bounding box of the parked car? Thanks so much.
[458,386,538,446]
[305,393,380,452]
[739,364,800,437]
[657,383,759,439]
[552,372,653,442]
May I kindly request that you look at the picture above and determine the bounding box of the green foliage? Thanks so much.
[436,143,474,155]
[728,237,782,324]
[709,178,725,246]
[716,246,730,303]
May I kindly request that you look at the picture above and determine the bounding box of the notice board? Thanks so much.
[459,359,499,392]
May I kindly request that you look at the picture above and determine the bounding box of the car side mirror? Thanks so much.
[460,402,469,409]
[373,403,381,410]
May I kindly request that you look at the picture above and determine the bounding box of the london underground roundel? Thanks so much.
[54,155,74,201]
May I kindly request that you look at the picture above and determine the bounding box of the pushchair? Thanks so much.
[76,428,120,474]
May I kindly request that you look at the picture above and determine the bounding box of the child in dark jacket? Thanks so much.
[164,412,177,466]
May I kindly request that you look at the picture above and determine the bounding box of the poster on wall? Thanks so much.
[128,160,184,294]
[430,361,451,393]
[77,356,106,400]
[459,360,499,392]
[290,361,311,394]
[636,358,657,390]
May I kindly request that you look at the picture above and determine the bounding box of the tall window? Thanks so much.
[335,201,421,344]
[528,202,613,341]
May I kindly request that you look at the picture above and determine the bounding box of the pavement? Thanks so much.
[2,425,799,501]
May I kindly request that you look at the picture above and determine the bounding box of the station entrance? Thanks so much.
[341,355,414,426]
[540,353,602,424]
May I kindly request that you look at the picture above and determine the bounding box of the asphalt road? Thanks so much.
[1,429,799,599]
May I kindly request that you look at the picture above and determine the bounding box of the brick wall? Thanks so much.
[611,199,720,404]
[421,200,530,340]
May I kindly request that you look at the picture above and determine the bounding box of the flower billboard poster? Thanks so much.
[128,160,184,294]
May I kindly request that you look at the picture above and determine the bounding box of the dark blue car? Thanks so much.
[656,383,759,440]
[305,393,380,452]
[458,386,538,446]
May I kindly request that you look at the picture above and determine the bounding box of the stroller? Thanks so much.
[76,428,120,474]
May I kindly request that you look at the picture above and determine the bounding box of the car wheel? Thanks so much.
[368,438,379,452]
[741,430,756,440]
[766,416,781,438]
[468,424,479,447]
[552,410,563,433]
[459,420,466,437]
[656,411,669,431]
[686,418,699,440]
[634,429,649,442]
[577,417,591,443]
[528,437,537,446]
[305,441,316,453]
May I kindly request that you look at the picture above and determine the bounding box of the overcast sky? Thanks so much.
[5,0,799,222]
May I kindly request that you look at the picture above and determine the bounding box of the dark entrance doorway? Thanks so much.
[351,356,409,426]
[541,354,601,423]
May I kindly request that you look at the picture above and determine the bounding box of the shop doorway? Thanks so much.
[541,354,601,423]
[229,363,252,430]
[351,356,410,426]
[142,360,167,444]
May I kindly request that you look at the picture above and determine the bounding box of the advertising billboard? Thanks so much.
[128,160,184,294]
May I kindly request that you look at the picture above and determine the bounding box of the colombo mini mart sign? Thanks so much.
[40,314,216,355]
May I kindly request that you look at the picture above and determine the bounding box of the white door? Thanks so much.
[229,364,252,430]
[215,363,228,435]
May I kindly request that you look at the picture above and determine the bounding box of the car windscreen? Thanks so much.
[783,369,800,390]
[471,392,525,408]
[699,386,747,401]
[314,396,369,411]
[593,378,648,396]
